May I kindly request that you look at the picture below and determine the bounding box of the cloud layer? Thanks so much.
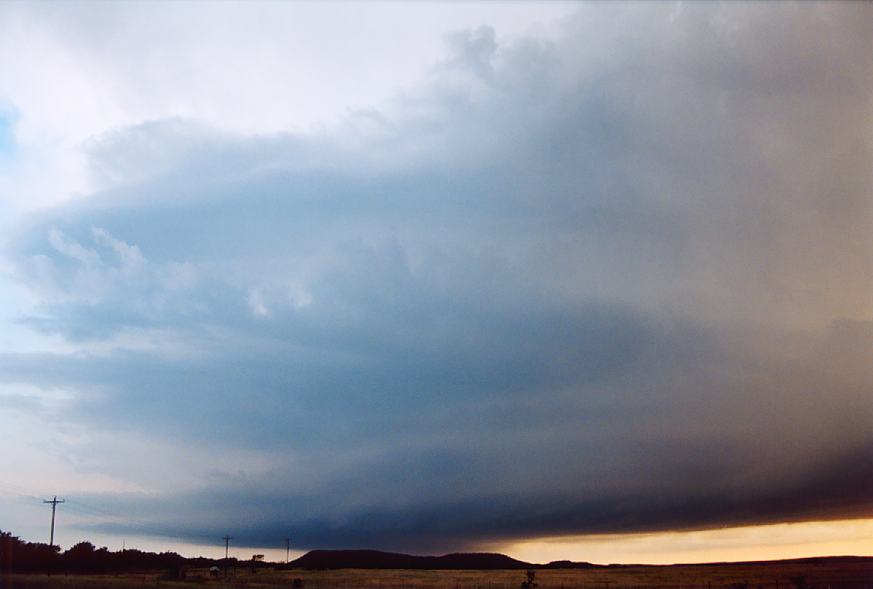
[2,3,872,552]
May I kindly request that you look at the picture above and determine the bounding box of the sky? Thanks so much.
[0,0,872,565]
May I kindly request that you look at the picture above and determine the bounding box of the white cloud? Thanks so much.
[0,1,577,211]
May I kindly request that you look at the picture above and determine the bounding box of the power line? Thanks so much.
[4,485,260,564]
[0,480,44,501]
[62,497,212,548]
[63,498,163,537]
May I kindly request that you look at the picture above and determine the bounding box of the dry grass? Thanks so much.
[3,559,871,589]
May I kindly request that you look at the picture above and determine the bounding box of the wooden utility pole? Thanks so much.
[222,536,233,578]
[43,496,65,548]
[285,537,291,564]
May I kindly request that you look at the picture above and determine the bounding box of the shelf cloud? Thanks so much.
[1,2,871,553]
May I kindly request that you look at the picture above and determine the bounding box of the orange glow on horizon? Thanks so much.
[497,518,873,565]
[43,518,873,566]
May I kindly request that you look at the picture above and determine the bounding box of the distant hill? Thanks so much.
[284,549,598,570]
[283,550,870,571]
[286,549,536,570]
[540,560,598,569]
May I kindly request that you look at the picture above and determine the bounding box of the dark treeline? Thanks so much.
[0,530,227,574]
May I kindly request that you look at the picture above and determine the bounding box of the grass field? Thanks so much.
[3,559,871,589]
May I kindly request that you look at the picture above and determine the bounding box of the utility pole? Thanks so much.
[284,537,291,564]
[43,496,65,548]
[222,536,233,578]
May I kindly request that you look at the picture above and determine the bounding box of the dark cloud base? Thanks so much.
[74,436,872,552]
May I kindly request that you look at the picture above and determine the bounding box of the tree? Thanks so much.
[521,570,538,589]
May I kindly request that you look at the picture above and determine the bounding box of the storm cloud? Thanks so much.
[2,3,872,552]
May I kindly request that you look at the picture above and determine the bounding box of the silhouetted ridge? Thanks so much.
[288,549,533,570]
[284,551,870,571]
[542,560,597,569]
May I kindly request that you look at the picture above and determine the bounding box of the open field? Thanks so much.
[3,559,871,589]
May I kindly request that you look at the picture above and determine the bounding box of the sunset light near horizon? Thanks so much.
[0,1,871,568]
[501,519,873,566]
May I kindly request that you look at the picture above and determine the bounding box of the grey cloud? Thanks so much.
[3,3,873,551]
[77,432,873,552]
